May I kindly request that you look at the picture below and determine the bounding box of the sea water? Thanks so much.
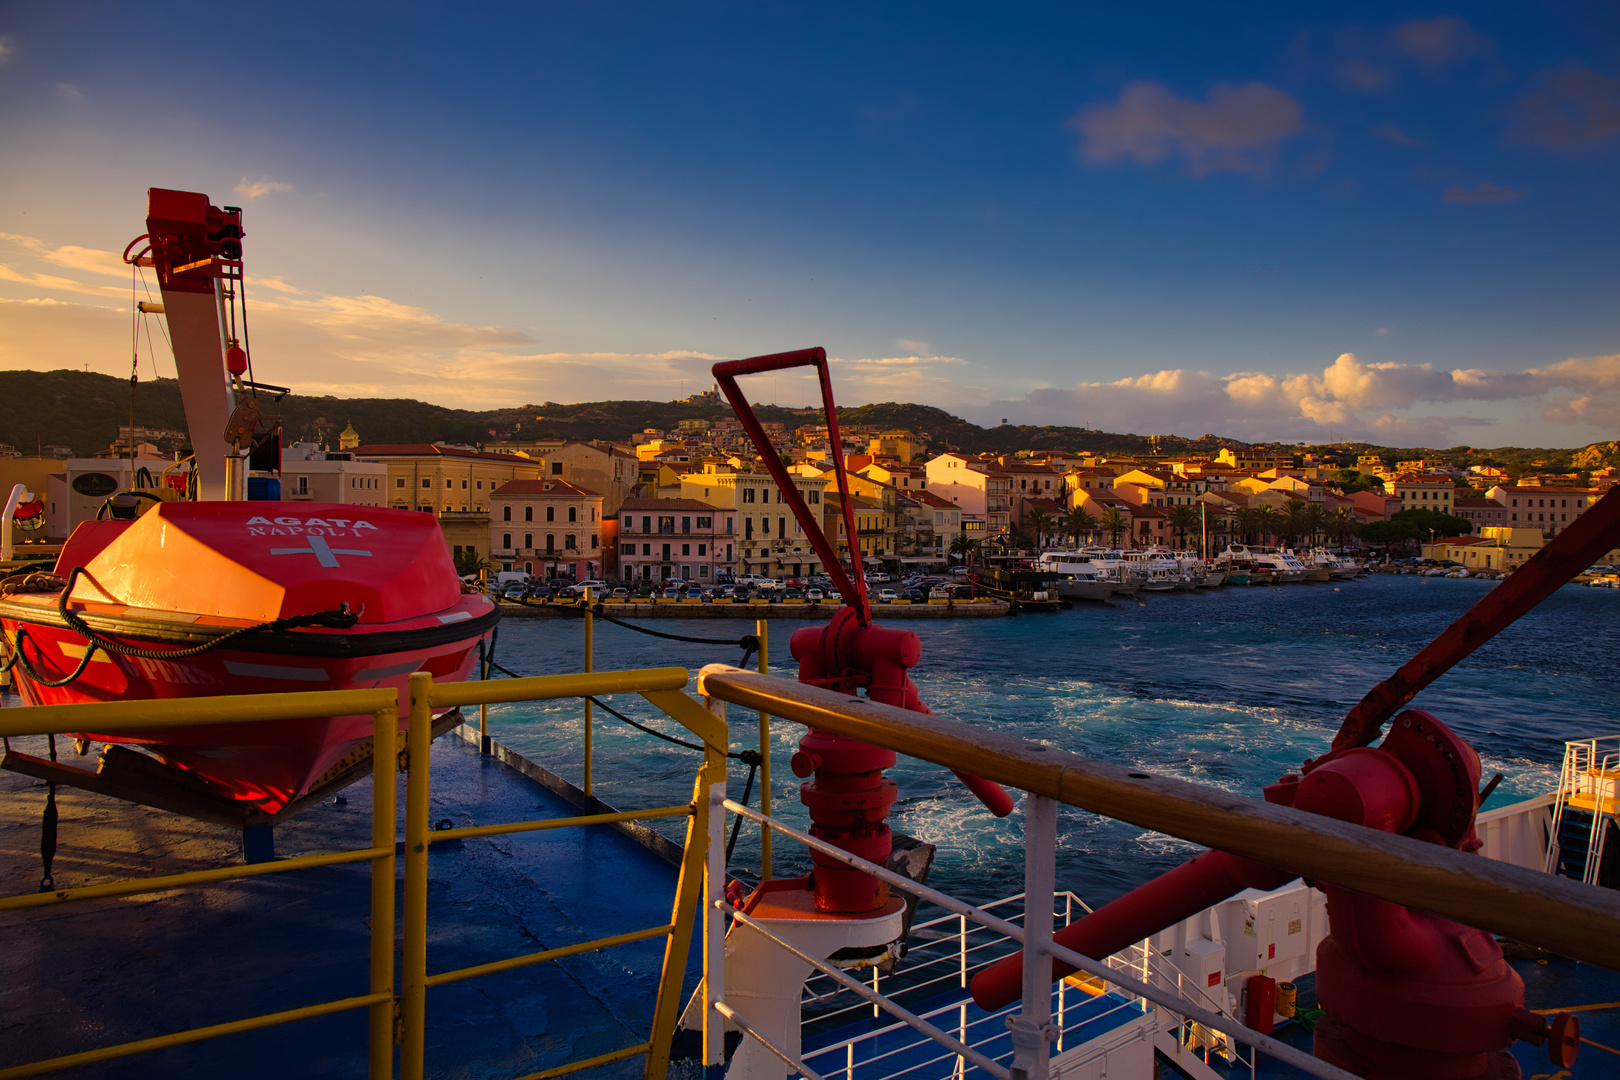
[481,575,1620,907]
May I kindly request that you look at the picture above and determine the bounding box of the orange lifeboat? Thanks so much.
[0,501,497,813]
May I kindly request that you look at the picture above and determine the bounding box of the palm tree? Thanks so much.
[950,532,980,566]
[1064,508,1098,546]
[1303,503,1327,548]
[1101,505,1126,548]
[1282,501,1312,549]
[1025,506,1054,552]
[1254,504,1281,546]
[1168,504,1200,550]
[453,548,491,578]
[1327,506,1361,549]
[1233,507,1258,544]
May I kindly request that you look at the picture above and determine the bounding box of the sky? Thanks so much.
[1,2,1617,448]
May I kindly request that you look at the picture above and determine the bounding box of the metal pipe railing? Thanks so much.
[719,797,1358,1080]
[698,663,1620,970]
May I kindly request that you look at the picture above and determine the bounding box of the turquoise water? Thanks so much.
[480,575,1620,906]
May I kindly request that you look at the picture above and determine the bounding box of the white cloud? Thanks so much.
[0,38,13,65]
[54,83,85,102]
[1069,81,1304,176]
[234,177,293,201]
[977,351,1620,446]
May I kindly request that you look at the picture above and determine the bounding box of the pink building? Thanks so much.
[617,498,734,584]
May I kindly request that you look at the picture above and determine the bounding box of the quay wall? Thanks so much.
[495,598,1012,619]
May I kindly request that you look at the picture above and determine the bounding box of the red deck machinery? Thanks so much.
[971,491,1620,1078]
[712,348,1015,914]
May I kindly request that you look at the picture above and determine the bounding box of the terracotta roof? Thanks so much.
[912,490,957,508]
[491,479,602,498]
[1454,497,1504,509]
[618,497,726,512]
[354,443,539,463]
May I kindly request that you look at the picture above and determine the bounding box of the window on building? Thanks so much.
[565,534,577,550]
[696,517,712,529]
[808,490,820,504]
[461,479,467,489]
[551,461,563,475]
[642,516,652,533]
[421,478,431,488]
[397,478,406,488]
[524,533,532,548]
[742,488,756,503]
[568,507,577,523]
[546,534,556,552]
[502,533,511,548]
[591,534,598,548]
[446,479,452,488]
[546,506,555,522]
[524,506,533,522]
[295,476,308,495]
[503,506,511,521]
[477,480,483,489]
[643,543,651,555]
[621,543,633,555]
[659,516,674,533]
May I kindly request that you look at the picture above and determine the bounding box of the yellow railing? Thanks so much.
[0,666,728,1080]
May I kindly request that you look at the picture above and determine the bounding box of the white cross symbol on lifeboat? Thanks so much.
[269,534,374,568]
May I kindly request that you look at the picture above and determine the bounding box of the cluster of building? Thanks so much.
[5,412,1615,586]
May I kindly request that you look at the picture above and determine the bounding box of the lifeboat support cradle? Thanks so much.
[1,708,465,862]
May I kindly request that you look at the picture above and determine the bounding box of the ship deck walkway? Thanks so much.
[0,724,691,1080]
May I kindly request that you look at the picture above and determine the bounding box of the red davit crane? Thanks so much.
[713,348,1015,914]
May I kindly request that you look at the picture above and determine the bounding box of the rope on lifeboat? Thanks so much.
[1,566,363,688]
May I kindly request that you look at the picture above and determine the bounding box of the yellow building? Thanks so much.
[678,470,828,579]
[868,430,920,462]
[1393,474,1456,513]
[1423,527,1544,570]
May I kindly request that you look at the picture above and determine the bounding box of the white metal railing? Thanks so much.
[1544,736,1620,885]
[706,791,1359,1080]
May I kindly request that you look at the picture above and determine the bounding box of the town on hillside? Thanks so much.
[6,406,1617,589]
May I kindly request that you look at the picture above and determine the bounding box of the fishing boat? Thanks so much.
[1220,544,1307,583]
[0,187,497,818]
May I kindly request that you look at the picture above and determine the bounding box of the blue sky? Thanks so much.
[1,2,1617,447]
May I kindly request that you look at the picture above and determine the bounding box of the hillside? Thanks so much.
[0,369,1606,469]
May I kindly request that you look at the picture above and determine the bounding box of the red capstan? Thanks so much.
[714,350,1015,915]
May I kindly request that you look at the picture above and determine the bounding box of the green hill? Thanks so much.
[0,369,1606,469]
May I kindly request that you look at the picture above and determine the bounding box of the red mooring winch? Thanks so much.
[713,349,1015,914]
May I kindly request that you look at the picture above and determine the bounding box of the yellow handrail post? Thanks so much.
[369,701,399,1080]
[756,618,771,881]
[644,785,705,1080]
[584,587,594,796]
[400,672,433,1080]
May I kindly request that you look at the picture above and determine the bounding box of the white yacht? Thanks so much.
[1036,550,1130,601]
[1218,544,1309,583]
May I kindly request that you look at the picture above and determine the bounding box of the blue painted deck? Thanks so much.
[0,729,697,1079]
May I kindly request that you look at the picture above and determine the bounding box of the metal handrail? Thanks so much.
[0,667,727,1080]
[715,797,1357,1080]
[697,663,1620,970]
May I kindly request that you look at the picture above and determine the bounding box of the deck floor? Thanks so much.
[0,727,692,1079]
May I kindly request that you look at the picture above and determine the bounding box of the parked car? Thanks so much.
[685,588,705,601]
[529,586,555,600]
[805,587,824,603]
[904,588,927,603]
[929,586,953,600]
[610,587,629,599]
[502,583,527,600]
[877,588,898,603]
